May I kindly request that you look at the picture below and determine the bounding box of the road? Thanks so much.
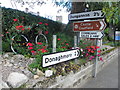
[75,48,119,88]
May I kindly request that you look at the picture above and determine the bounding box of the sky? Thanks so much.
[0,0,70,24]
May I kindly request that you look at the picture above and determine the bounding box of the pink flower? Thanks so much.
[90,56,95,58]
[45,23,48,26]
[89,56,95,60]
[28,28,31,30]
[91,50,94,53]
[86,53,89,56]
[66,43,69,45]
[42,50,48,53]
[21,28,25,31]
[87,49,91,52]
[89,57,93,60]
[37,42,42,45]
[16,25,24,30]
[57,38,61,41]
[97,50,101,53]
[31,50,35,53]
[100,57,103,61]
[38,48,44,51]
[38,22,42,24]
[96,46,100,49]
[28,47,33,50]
[27,43,33,46]
[13,19,18,21]
[97,54,101,56]
[45,31,49,34]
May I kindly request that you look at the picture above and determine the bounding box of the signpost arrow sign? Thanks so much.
[42,49,80,67]
[68,10,104,20]
[79,31,104,39]
[73,19,106,32]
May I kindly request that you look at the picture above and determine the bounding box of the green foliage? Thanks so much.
[2,7,63,34]
[101,47,116,55]
[2,7,64,52]
[2,41,11,52]
[102,2,119,25]
[56,33,73,52]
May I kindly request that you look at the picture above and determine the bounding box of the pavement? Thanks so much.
[75,47,119,88]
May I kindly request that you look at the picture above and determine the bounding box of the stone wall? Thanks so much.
[0,48,118,88]
[36,48,118,88]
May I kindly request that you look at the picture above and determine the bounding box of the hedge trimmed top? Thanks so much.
[2,7,64,34]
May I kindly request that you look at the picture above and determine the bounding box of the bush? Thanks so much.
[2,41,11,52]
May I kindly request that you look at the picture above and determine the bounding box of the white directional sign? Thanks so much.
[42,49,80,67]
[79,31,104,38]
[69,10,104,20]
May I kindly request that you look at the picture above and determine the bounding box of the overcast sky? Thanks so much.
[0,0,70,24]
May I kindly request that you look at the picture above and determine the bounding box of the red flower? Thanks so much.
[31,50,35,53]
[91,46,95,48]
[19,25,24,28]
[37,42,42,45]
[16,25,24,30]
[87,49,91,52]
[45,23,48,26]
[21,28,25,31]
[42,50,48,53]
[42,46,47,49]
[66,43,69,45]
[57,38,61,41]
[61,47,66,48]
[13,19,18,21]
[16,26,20,30]
[97,50,101,53]
[38,48,44,51]
[96,46,100,49]
[100,57,103,61]
[27,43,33,46]
[38,22,42,24]
[91,50,94,53]
[91,46,96,50]
[28,47,33,50]
[28,28,31,30]
[45,31,49,34]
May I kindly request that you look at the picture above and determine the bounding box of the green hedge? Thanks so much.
[1,7,69,52]
[2,7,63,34]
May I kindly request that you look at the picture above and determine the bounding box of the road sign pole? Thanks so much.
[74,36,79,64]
[93,38,100,78]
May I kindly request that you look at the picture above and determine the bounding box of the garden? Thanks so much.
[1,7,118,80]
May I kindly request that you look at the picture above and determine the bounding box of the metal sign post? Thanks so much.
[93,38,99,77]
